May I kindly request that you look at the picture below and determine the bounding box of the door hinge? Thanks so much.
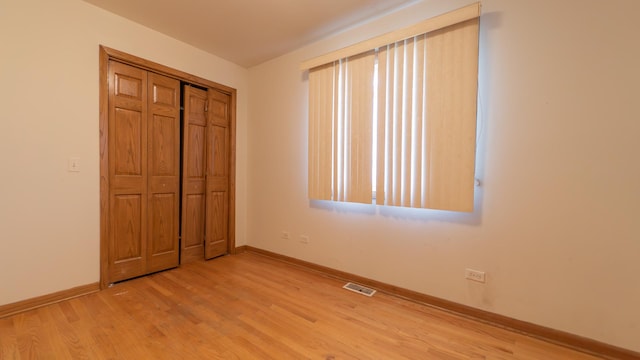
[205,100,209,112]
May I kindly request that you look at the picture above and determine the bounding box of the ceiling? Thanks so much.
[83,0,417,68]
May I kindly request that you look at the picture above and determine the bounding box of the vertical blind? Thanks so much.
[308,52,375,204]
[306,3,480,212]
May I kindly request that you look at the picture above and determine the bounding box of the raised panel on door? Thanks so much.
[205,189,228,259]
[147,72,180,272]
[108,61,148,282]
[183,193,205,245]
[147,193,177,272]
[181,85,208,263]
[109,194,145,282]
[113,108,142,176]
[205,89,230,259]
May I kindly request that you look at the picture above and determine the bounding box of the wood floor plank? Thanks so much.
[0,317,19,360]
[0,253,604,359]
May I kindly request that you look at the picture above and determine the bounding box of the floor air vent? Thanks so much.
[343,282,376,297]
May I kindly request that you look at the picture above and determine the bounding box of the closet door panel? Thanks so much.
[187,125,206,177]
[208,125,228,177]
[152,83,177,107]
[205,190,228,258]
[209,95,228,125]
[114,72,144,99]
[205,89,230,259]
[150,114,178,176]
[110,194,145,280]
[147,73,180,272]
[112,195,142,260]
[183,194,205,247]
[108,61,148,282]
[113,109,143,176]
[180,86,208,263]
[148,192,177,271]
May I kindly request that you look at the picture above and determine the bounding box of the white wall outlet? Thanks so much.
[299,235,309,244]
[68,157,81,172]
[465,268,486,283]
[281,231,290,240]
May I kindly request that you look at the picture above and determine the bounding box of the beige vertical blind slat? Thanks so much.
[335,60,345,201]
[376,46,389,204]
[402,37,414,207]
[388,42,404,205]
[411,35,426,208]
[419,35,429,208]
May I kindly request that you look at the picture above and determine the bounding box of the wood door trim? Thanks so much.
[228,91,237,255]
[99,47,110,289]
[99,45,237,288]
[101,46,236,96]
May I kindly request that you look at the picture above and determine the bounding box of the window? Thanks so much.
[304,3,480,212]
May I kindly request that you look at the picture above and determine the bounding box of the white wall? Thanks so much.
[247,0,640,352]
[0,0,248,305]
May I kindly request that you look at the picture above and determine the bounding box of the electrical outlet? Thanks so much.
[281,231,290,240]
[465,268,486,283]
[299,235,309,244]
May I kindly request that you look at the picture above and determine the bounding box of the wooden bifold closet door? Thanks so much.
[181,85,231,262]
[203,88,231,259]
[180,86,208,263]
[107,61,180,282]
[106,60,230,283]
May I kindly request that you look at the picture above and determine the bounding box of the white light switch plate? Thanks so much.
[68,157,80,172]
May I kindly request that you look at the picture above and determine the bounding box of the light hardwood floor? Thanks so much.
[0,252,602,359]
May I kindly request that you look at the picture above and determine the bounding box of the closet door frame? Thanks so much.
[99,46,237,289]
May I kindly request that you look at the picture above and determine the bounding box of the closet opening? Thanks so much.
[99,46,237,289]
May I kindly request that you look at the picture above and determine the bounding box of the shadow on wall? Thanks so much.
[309,187,483,226]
